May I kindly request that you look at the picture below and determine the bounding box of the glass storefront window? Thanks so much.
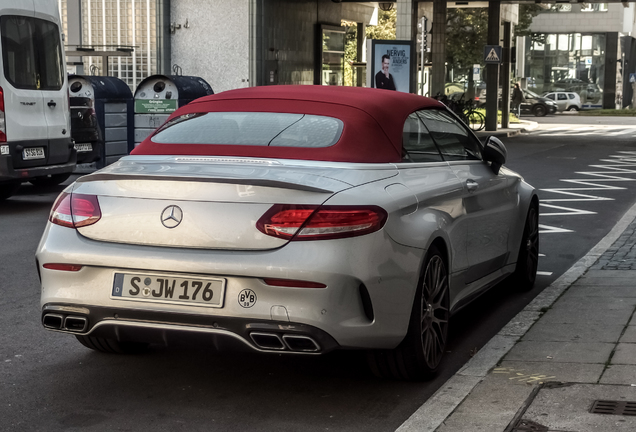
[547,4,572,12]
[321,25,345,86]
[581,3,608,12]
[525,33,605,107]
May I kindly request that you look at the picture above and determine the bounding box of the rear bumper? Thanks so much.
[0,154,77,182]
[41,303,340,354]
[37,222,424,351]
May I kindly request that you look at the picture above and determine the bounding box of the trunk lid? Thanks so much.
[71,156,398,250]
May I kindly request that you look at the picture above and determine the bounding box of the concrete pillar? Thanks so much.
[501,21,511,128]
[431,0,447,97]
[66,0,83,73]
[485,1,501,132]
[603,32,618,109]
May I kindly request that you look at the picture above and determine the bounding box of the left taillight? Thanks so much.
[49,192,102,228]
[256,204,387,241]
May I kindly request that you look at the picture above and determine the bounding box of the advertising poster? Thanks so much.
[368,40,413,93]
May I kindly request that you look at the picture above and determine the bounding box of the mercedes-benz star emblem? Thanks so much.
[161,205,183,228]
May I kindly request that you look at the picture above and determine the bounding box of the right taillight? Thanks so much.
[256,204,387,241]
[49,192,102,228]
[0,86,6,143]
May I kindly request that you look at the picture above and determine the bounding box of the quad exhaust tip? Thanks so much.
[250,332,320,352]
[42,313,88,333]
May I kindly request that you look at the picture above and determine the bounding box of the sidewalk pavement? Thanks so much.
[396,196,636,431]
[476,119,539,139]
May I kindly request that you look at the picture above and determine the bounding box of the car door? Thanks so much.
[556,92,568,111]
[418,109,517,285]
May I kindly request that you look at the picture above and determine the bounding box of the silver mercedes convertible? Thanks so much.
[36,85,538,380]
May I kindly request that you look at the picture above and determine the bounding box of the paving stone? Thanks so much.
[600,364,636,385]
[538,307,634,325]
[610,343,636,365]
[619,326,636,343]
[522,384,636,431]
[505,341,614,364]
[497,360,604,384]
[522,321,624,343]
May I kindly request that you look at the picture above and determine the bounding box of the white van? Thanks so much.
[0,0,74,200]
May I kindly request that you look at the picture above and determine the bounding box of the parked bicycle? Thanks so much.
[434,93,485,132]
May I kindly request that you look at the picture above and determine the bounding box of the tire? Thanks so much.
[29,173,72,188]
[368,245,450,381]
[566,106,579,112]
[75,335,149,354]
[468,111,485,132]
[0,182,20,201]
[532,105,547,117]
[512,203,539,291]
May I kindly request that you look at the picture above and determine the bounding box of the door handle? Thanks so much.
[466,179,479,193]
[47,100,56,108]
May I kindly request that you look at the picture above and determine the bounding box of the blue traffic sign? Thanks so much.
[484,45,502,64]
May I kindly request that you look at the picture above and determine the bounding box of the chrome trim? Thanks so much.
[250,332,286,351]
[64,316,88,332]
[42,313,64,330]
[282,334,320,352]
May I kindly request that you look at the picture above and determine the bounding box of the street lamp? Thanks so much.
[378,2,395,12]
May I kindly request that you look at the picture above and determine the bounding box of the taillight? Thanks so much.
[49,192,102,228]
[0,86,6,143]
[263,278,326,288]
[256,204,387,241]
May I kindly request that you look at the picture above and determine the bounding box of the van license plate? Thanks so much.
[74,143,92,152]
[23,147,45,160]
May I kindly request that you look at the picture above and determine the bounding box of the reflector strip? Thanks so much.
[263,278,326,288]
[43,263,83,272]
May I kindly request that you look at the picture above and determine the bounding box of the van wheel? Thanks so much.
[75,335,149,354]
[367,245,449,381]
[29,173,72,187]
[0,182,20,201]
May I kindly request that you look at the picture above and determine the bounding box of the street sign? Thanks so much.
[473,64,480,81]
[630,73,636,83]
[484,45,502,64]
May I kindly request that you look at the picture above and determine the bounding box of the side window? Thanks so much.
[545,93,555,100]
[401,112,443,162]
[568,93,575,99]
[557,93,567,100]
[417,109,481,161]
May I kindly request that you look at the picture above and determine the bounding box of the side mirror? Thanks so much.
[482,136,507,174]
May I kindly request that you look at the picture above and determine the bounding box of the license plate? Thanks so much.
[74,143,92,152]
[23,147,45,160]
[112,273,225,308]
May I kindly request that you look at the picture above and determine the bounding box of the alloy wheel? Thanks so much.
[420,255,449,370]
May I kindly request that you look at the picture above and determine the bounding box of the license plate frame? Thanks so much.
[74,143,92,152]
[22,147,45,160]
[112,272,226,308]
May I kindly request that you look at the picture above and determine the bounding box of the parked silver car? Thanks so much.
[542,91,582,111]
[37,86,538,381]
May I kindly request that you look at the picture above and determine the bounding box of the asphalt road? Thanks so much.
[1,116,635,431]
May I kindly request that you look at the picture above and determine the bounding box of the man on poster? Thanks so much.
[375,54,396,91]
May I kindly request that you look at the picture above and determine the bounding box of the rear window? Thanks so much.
[1,16,64,90]
[151,112,344,148]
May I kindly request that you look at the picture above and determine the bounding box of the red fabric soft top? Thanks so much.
[132,85,443,163]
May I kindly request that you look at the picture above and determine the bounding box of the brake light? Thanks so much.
[49,192,102,228]
[0,86,6,142]
[256,204,387,241]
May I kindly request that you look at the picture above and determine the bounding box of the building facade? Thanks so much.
[519,3,636,108]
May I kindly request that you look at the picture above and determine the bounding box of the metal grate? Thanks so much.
[590,400,636,416]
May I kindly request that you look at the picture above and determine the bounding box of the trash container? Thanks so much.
[68,75,134,168]
[133,75,214,146]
